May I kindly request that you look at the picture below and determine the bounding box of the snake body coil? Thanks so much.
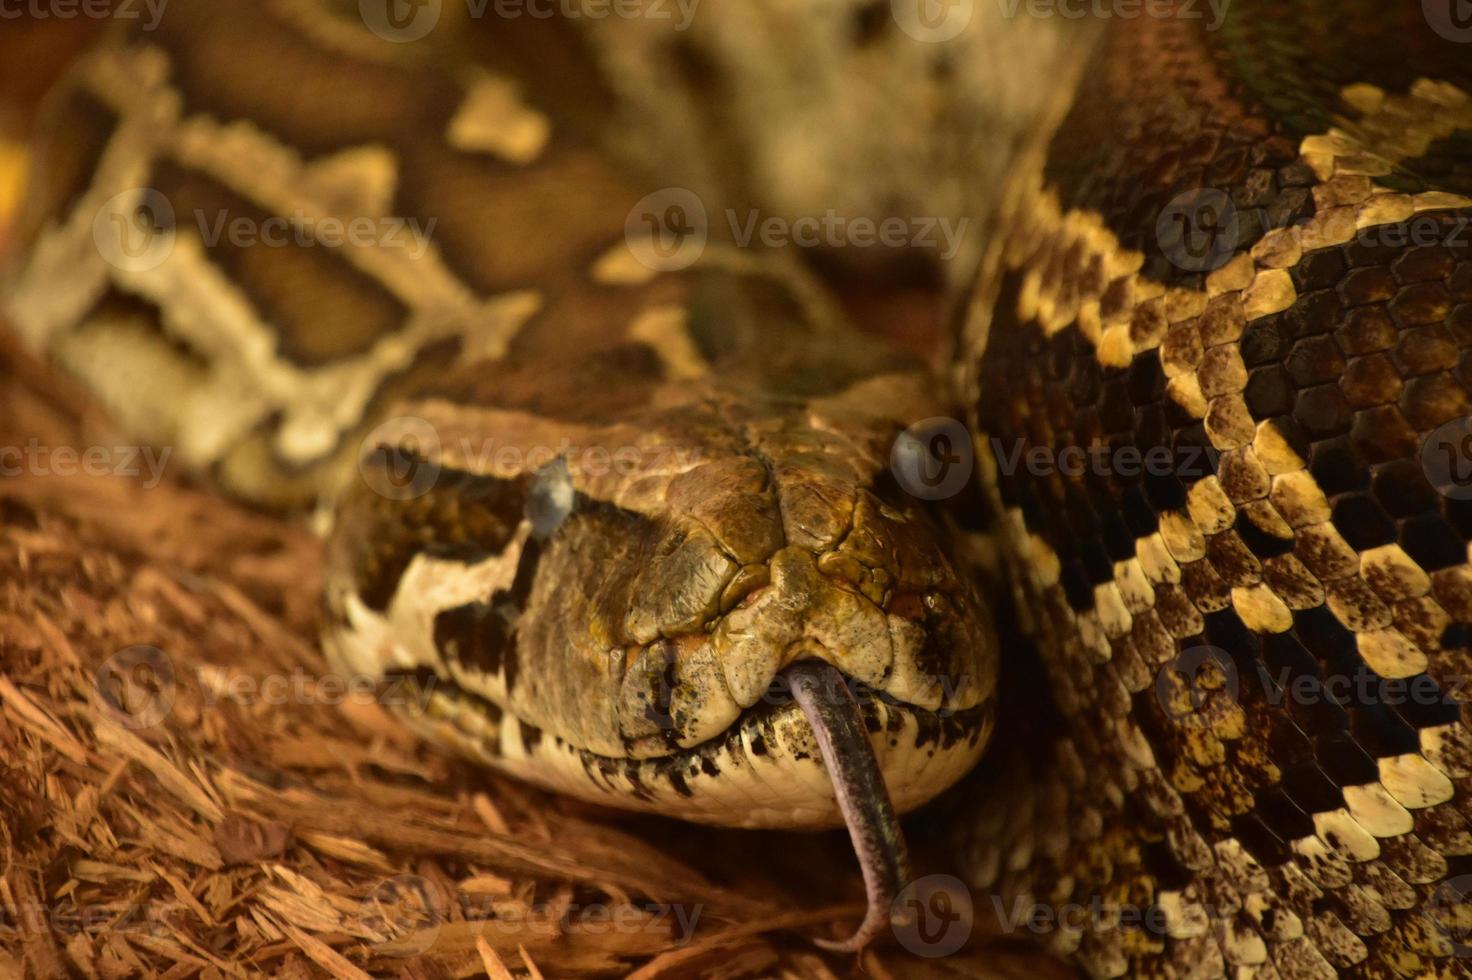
[4,1,1471,974]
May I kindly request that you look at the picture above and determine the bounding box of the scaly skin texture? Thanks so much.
[956,3,1472,976]
[7,0,1472,973]
[2,0,997,836]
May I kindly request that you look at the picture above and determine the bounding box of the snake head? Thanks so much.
[325,376,998,833]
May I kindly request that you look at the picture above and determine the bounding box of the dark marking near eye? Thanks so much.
[423,459,662,696]
[431,511,553,694]
[433,601,515,687]
[349,465,527,611]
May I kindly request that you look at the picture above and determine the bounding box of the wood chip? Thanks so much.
[475,936,516,980]
[215,812,292,866]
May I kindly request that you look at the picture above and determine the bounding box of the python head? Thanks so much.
[324,362,998,950]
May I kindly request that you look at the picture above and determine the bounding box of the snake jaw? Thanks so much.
[785,659,912,953]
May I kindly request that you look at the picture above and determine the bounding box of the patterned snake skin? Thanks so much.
[956,3,1472,976]
[3,0,1471,974]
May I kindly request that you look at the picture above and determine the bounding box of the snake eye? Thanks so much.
[525,458,574,541]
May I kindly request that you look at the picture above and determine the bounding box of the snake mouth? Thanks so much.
[389,659,993,824]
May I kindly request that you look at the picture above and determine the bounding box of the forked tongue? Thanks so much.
[785,660,913,952]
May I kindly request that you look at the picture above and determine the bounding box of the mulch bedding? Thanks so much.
[0,17,1076,979]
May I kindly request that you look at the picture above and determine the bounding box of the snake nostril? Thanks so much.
[888,591,925,620]
[718,563,771,612]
